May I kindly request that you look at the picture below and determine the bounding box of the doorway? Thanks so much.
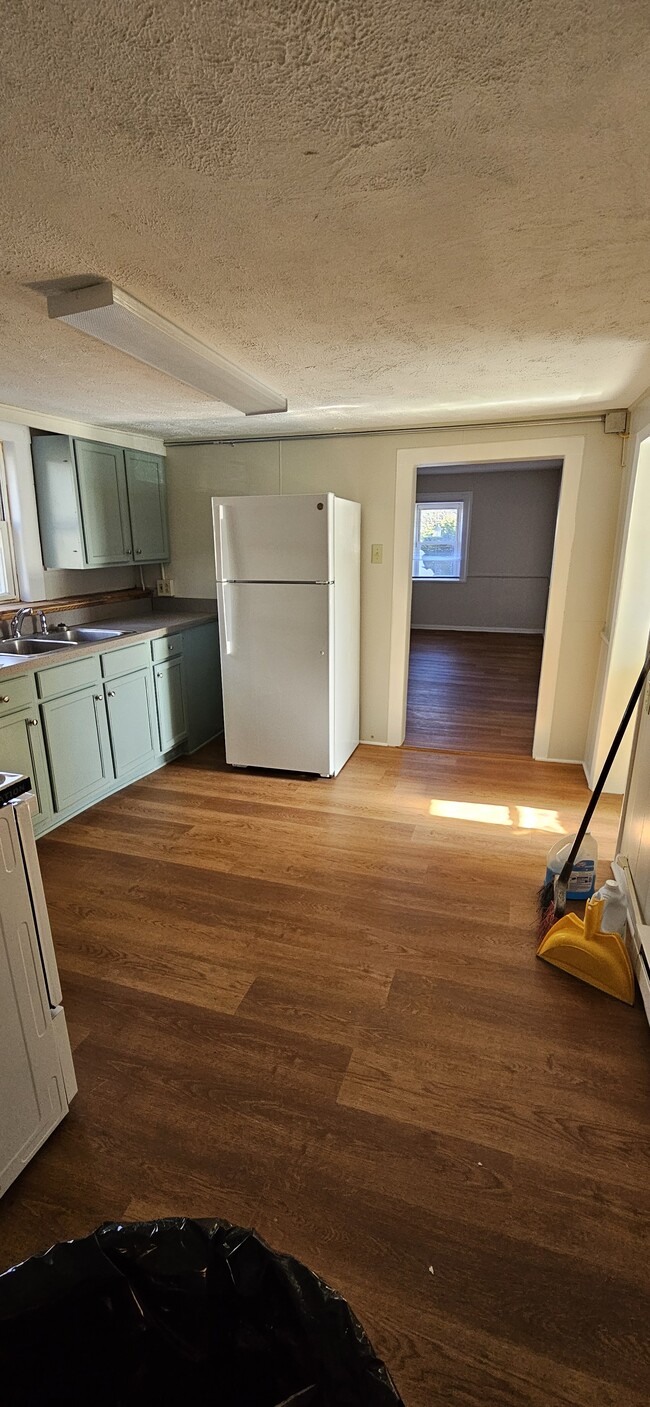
[404,459,562,755]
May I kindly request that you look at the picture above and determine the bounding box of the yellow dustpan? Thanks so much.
[537,896,635,1004]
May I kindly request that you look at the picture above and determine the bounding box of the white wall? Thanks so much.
[165,417,621,757]
[411,465,561,631]
[585,393,650,792]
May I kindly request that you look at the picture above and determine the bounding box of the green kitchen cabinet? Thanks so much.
[125,451,169,563]
[75,440,133,565]
[153,656,187,753]
[41,684,113,813]
[181,622,223,751]
[32,434,170,569]
[105,668,157,777]
[0,706,53,832]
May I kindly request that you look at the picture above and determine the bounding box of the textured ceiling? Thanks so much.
[1,0,650,440]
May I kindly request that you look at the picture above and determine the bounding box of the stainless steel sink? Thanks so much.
[0,638,77,655]
[47,627,132,643]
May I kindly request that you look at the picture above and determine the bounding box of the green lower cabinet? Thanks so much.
[0,706,53,832]
[41,685,113,812]
[153,657,187,753]
[105,669,157,777]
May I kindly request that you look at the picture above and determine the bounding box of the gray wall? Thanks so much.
[410,465,562,631]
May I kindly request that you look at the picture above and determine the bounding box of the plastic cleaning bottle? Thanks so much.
[544,833,598,900]
[592,877,627,936]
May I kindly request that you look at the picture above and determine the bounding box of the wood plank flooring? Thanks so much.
[405,630,544,754]
[1,741,649,1406]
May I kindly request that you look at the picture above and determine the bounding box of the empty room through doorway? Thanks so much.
[406,459,563,754]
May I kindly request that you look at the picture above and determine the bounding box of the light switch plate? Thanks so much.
[371,543,383,564]
[156,578,174,596]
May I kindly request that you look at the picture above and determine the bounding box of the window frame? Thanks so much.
[412,492,472,582]
[0,444,19,603]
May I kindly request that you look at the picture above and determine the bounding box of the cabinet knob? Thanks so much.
[156,672,162,678]
[93,694,102,701]
[168,643,173,651]
[0,695,9,703]
[125,547,132,555]
[107,690,116,697]
[136,548,142,555]
[27,718,38,727]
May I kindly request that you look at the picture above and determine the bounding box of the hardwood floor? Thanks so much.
[1,741,648,1405]
[405,630,544,754]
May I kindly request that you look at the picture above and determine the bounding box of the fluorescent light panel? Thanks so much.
[47,281,287,416]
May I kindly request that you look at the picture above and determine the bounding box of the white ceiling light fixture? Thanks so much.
[46,281,287,415]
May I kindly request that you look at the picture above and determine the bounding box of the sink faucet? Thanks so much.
[10,607,48,639]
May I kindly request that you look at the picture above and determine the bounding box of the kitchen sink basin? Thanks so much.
[0,638,77,655]
[47,627,132,643]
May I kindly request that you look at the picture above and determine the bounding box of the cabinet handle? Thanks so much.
[27,718,38,727]
[168,643,173,651]
[0,695,9,703]
[125,547,132,556]
[93,694,102,701]
[107,690,116,697]
[156,672,162,678]
[135,548,142,555]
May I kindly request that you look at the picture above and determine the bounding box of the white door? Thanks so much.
[214,494,333,583]
[620,681,650,921]
[218,582,332,773]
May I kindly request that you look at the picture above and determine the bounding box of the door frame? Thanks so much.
[387,434,587,757]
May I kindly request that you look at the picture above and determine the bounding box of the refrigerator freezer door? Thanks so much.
[218,582,332,773]
[214,494,334,583]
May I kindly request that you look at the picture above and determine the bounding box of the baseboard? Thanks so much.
[410,624,544,634]
[359,738,389,747]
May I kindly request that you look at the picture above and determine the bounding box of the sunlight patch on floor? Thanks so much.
[429,799,566,833]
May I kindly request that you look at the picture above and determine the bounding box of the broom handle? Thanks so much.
[560,651,650,885]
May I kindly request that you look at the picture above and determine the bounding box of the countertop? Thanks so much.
[0,609,217,680]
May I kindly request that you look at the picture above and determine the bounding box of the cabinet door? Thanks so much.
[154,658,187,753]
[41,687,113,812]
[125,451,169,563]
[0,710,53,830]
[105,669,156,777]
[74,439,133,565]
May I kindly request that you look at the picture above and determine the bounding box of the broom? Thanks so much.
[537,649,650,942]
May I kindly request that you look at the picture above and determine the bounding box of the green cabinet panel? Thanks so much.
[74,440,133,566]
[41,686,113,812]
[153,657,187,753]
[105,669,156,777]
[125,451,169,563]
[0,709,53,831]
[181,622,223,752]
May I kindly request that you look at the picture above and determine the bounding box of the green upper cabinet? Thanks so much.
[124,451,169,563]
[75,440,133,565]
[32,434,170,569]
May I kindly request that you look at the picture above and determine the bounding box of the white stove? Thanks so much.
[0,771,76,1199]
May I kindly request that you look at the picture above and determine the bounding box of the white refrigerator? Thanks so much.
[213,493,360,777]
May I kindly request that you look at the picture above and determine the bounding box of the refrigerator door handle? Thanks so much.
[218,581,234,654]
[217,502,231,582]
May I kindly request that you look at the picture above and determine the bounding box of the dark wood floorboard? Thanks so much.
[0,740,648,1406]
[405,630,544,755]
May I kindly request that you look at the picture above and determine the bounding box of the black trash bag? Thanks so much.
[0,1216,404,1406]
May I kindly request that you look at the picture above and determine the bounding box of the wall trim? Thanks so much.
[410,624,544,634]
[388,435,587,756]
[0,402,166,455]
